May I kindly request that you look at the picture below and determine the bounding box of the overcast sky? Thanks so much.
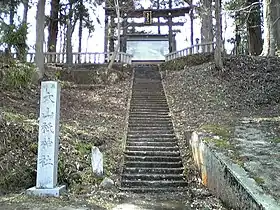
[14,0,234,53]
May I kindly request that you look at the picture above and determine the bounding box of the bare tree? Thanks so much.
[35,0,46,80]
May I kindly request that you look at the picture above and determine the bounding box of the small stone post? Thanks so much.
[27,81,66,197]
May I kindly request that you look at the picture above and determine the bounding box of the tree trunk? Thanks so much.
[66,20,73,65]
[22,0,28,24]
[78,10,83,63]
[109,17,115,53]
[272,0,280,54]
[35,0,46,80]
[122,17,128,52]
[276,4,280,53]
[66,2,73,65]
[7,0,16,53]
[190,5,194,46]
[235,12,241,55]
[62,24,67,55]
[48,0,59,52]
[247,0,262,55]
[169,0,173,52]
[108,0,120,71]
[21,0,29,61]
[157,0,161,34]
[200,0,213,44]
[262,0,277,56]
[214,0,223,69]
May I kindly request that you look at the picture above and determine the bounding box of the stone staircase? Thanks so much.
[120,65,187,193]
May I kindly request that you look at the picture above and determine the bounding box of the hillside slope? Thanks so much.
[162,55,280,202]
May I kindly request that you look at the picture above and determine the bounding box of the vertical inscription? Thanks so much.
[36,81,60,189]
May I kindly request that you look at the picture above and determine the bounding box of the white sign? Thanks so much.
[27,81,65,197]
[36,81,60,188]
[91,146,103,177]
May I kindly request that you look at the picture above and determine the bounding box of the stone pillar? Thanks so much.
[27,81,65,197]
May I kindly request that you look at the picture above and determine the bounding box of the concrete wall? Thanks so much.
[190,132,280,210]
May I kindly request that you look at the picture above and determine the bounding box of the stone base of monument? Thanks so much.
[26,185,66,197]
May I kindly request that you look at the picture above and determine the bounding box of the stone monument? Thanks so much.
[27,81,66,197]
[91,146,103,177]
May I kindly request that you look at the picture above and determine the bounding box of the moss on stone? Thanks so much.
[271,138,280,143]
[203,137,232,149]
[253,176,265,185]
[200,124,232,139]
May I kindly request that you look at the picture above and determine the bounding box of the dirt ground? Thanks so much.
[0,68,131,209]
[0,61,230,209]
[161,55,280,203]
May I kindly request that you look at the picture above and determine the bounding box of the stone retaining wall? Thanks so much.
[190,131,280,210]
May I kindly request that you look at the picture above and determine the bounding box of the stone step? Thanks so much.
[128,125,173,130]
[126,137,177,143]
[131,100,167,103]
[124,155,181,162]
[121,67,186,192]
[131,95,166,102]
[132,88,163,90]
[129,119,171,123]
[122,173,184,181]
[128,123,172,127]
[125,150,180,157]
[120,187,187,193]
[129,112,169,116]
[132,97,166,100]
[125,146,179,152]
[127,134,176,138]
[128,129,174,134]
[121,180,187,188]
[132,92,165,95]
[128,123,173,127]
[133,87,162,89]
[130,105,168,109]
[127,130,174,135]
[128,118,172,122]
[130,100,167,104]
[133,87,163,89]
[130,105,169,109]
[130,108,169,112]
[125,161,182,168]
[132,93,165,96]
[130,111,169,114]
[129,117,171,121]
[126,141,177,147]
[129,111,169,116]
[123,167,184,174]
[132,92,164,94]
[131,102,167,105]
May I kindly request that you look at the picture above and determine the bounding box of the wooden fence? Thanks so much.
[165,42,216,61]
[10,52,133,64]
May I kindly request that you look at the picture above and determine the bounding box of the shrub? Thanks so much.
[0,60,36,89]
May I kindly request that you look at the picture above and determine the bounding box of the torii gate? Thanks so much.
[104,0,191,54]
